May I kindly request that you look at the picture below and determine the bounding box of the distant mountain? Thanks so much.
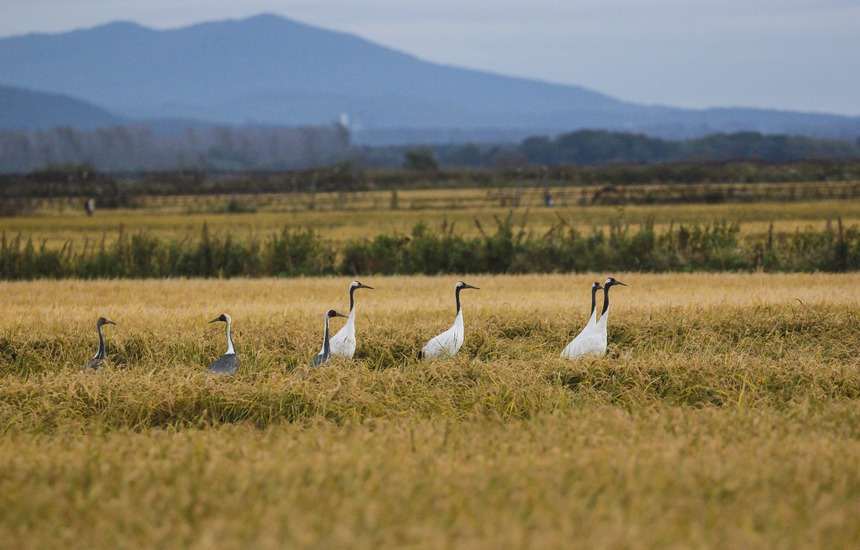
[1,14,859,144]
[0,85,124,129]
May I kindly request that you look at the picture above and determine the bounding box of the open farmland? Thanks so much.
[3,186,860,250]
[1,274,858,548]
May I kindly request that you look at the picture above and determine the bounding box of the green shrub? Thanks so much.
[1,218,859,279]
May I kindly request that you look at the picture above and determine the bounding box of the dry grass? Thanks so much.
[4,196,860,249]
[2,408,858,549]
[0,274,859,548]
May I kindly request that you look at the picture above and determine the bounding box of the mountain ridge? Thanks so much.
[1,13,858,144]
[0,85,124,129]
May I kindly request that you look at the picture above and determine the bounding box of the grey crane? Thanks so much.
[207,313,239,375]
[83,316,116,371]
[312,309,348,367]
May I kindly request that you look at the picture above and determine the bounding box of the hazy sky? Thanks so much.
[2,0,858,115]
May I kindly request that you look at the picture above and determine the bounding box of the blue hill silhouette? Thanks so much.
[1,14,858,144]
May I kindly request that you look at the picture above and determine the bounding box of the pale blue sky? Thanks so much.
[2,0,858,115]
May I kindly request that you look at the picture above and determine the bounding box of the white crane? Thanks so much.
[207,313,239,375]
[313,309,348,367]
[561,277,627,358]
[324,280,374,358]
[419,281,479,360]
[83,316,116,371]
[560,281,603,358]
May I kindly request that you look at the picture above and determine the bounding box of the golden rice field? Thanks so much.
[1,273,859,548]
[4,193,860,249]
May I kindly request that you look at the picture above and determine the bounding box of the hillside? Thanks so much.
[0,85,123,129]
[1,14,859,144]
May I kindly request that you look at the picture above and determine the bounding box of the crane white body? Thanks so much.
[420,281,478,360]
[324,281,373,358]
[560,282,603,359]
[421,308,466,360]
[560,322,606,358]
[561,277,627,359]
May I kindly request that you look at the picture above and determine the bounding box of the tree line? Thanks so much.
[2,124,859,175]
[0,123,350,173]
[518,130,860,165]
[374,130,860,169]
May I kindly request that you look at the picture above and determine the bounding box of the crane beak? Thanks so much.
[104,319,117,326]
[615,281,628,287]
[335,312,348,318]
[360,283,374,290]
[463,284,479,290]
[209,317,221,323]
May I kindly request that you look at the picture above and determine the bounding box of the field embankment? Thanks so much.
[2,211,859,278]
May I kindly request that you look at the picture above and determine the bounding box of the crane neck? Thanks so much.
[455,286,463,316]
[345,288,357,326]
[590,285,599,320]
[349,285,357,314]
[96,323,106,359]
[322,314,331,357]
[453,307,465,333]
[225,319,235,355]
[598,284,612,327]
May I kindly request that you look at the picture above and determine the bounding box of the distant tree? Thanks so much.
[521,136,556,164]
[439,143,483,167]
[403,147,439,171]
[512,129,860,168]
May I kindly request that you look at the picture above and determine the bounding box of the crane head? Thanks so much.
[604,277,628,287]
[209,313,231,324]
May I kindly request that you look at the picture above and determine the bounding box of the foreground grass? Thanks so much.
[0,274,858,548]
[3,408,858,548]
